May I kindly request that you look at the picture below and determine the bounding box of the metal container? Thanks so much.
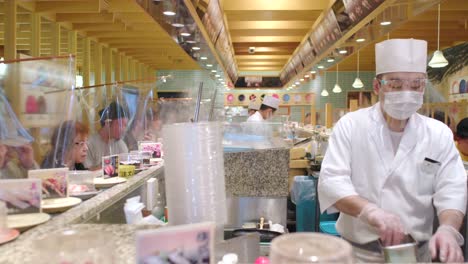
[382,236,418,263]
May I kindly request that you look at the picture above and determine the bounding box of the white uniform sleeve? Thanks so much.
[433,128,467,215]
[318,115,358,213]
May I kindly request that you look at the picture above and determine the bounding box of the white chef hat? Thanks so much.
[262,95,280,110]
[248,100,260,111]
[375,39,427,75]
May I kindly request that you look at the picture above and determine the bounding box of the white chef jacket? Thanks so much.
[246,111,264,122]
[318,103,467,244]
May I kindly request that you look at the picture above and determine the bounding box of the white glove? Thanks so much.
[358,203,405,246]
[429,225,464,263]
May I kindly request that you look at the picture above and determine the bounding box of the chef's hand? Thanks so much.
[429,225,464,263]
[358,203,405,246]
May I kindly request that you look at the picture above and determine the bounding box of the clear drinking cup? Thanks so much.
[270,233,353,264]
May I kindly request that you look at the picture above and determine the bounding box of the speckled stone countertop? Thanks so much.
[0,165,164,263]
[0,224,163,264]
[224,148,289,197]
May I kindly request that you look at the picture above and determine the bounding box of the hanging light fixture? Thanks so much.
[352,50,364,88]
[333,64,342,93]
[321,72,329,97]
[428,4,448,68]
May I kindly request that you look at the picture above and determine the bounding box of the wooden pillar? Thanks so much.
[115,52,122,82]
[51,23,61,56]
[129,59,136,80]
[122,55,129,81]
[4,0,18,114]
[136,62,141,79]
[349,99,359,112]
[94,43,103,105]
[4,0,17,61]
[325,103,333,128]
[81,38,92,129]
[104,47,113,100]
[29,13,42,161]
[82,38,91,87]
[300,107,305,123]
[30,13,41,56]
[147,67,154,79]
[310,105,317,126]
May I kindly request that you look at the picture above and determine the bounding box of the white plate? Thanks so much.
[41,197,82,213]
[70,190,101,200]
[94,177,127,188]
[7,213,51,231]
[0,229,20,244]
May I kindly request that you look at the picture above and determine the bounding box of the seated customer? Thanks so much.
[85,102,129,170]
[455,117,468,162]
[42,120,89,170]
[0,143,37,179]
[124,108,161,151]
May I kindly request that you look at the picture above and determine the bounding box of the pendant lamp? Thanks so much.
[321,72,329,97]
[352,51,364,88]
[428,4,448,68]
[333,64,342,93]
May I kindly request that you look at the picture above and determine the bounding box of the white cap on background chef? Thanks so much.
[318,39,466,263]
[247,100,261,116]
[247,96,280,122]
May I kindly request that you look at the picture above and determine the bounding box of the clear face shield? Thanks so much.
[377,73,427,126]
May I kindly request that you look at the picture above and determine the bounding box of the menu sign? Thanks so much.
[28,168,69,199]
[309,10,343,54]
[298,39,316,66]
[0,179,42,215]
[202,0,224,44]
[17,54,74,128]
[136,222,215,264]
[342,0,385,25]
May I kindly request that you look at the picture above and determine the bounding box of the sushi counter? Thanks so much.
[0,147,290,263]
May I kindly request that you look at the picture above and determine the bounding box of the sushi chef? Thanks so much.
[318,39,467,263]
[247,100,261,116]
[247,95,280,122]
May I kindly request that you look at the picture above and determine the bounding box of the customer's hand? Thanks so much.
[15,144,35,169]
[358,203,405,246]
[429,225,464,263]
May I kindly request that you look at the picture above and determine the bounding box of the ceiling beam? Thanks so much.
[55,13,114,23]
[35,1,101,13]
[231,36,303,42]
[228,20,313,30]
[236,55,290,60]
[238,66,283,71]
[230,28,308,37]
[223,0,328,11]
[73,22,127,31]
[225,10,321,21]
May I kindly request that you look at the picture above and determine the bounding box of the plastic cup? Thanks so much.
[270,233,353,264]
[33,229,115,264]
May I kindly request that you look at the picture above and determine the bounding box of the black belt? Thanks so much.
[345,238,428,253]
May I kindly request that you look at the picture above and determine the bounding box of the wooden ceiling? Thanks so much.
[223,0,329,73]
[221,0,468,73]
[0,0,199,71]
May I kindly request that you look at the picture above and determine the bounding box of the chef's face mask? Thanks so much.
[382,91,423,120]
